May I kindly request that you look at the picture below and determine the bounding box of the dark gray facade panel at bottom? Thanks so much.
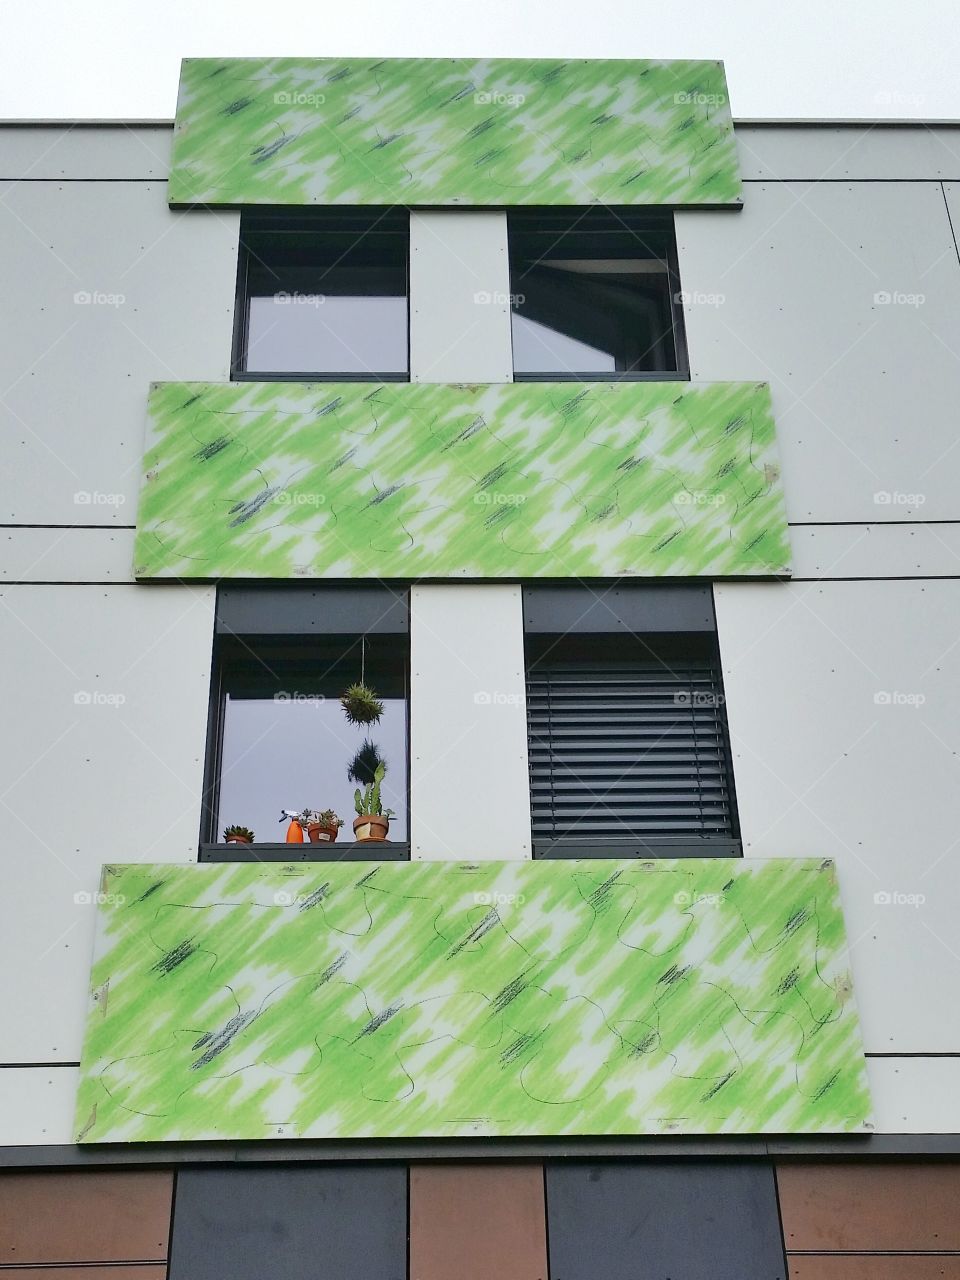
[545,1161,786,1280]
[167,1166,407,1280]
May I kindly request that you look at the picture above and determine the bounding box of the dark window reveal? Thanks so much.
[508,209,687,379]
[233,210,409,380]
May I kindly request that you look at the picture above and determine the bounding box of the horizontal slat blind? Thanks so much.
[527,656,735,842]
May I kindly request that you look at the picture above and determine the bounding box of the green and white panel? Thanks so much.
[75,857,871,1141]
[134,380,790,580]
[169,57,741,208]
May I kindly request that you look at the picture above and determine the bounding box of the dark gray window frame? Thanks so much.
[508,207,690,382]
[231,207,411,383]
[201,586,411,862]
[523,585,741,859]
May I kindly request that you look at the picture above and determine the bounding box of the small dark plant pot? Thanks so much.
[225,836,252,845]
[353,815,390,842]
[307,824,340,844]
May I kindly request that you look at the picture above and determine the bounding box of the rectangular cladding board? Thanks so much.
[169,58,741,207]
[546,1162,786,1280]
[75,858,870,1142]
[777,1162,960,1252]
[134,380,790,580]
[0,1171,172,1264]
[409,1165,547,1280]
[168,1167,407,1280]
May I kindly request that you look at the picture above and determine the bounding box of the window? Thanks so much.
[202,588,409,858]
[523,587,738,858]
[233,210,409,380]
[508,209,687,380]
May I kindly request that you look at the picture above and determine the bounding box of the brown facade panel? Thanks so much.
[0,1171,173,1265]
[790,1259,960,1279]
[410,1163,547,1280]
[777,1162,960,1253]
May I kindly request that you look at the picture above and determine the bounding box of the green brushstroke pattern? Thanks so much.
[134,380,790,579]
[76,859,871,1141]
[169,57,741,207]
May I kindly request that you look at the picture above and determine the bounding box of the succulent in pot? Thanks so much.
[280,808,344,844]
[223,825,255,845]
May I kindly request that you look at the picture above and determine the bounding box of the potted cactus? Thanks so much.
[352,761,394,842]
[223,825,255,845]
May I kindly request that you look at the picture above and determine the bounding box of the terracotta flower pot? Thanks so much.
[307,823,340,844]
[353,814,390,842]
[225,835,252,845]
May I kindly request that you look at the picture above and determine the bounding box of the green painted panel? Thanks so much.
[75,858,871,1141]
[134,380,790,579]
[169,57,741,207]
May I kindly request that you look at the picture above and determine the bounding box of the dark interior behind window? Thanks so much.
[508,209,687,379]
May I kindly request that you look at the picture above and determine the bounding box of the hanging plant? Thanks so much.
[347,740,386,787]
[340,681,384,727]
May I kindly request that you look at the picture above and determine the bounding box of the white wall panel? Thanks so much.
[0,1067,79,1145]
[0,124,172,179]
[410,585,530,859]
[677,182,960,523]
[0,182,239,525]
[867,1057,960,1133]
[0,584,215,1063]
[736,124,960,181]
[715,580,960,1053]
[3,528,136,582]
[791,523,960,579]
[409,211,513,383]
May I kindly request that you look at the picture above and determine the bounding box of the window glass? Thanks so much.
[509,212,684,377]
[214,639,408,843]
[237,213,409,378]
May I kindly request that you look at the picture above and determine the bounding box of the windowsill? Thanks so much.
[199,841,411,862]
[230,371,410,383]
[532,837,742,860]
[512,371,690,383]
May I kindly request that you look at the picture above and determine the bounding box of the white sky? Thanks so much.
[0,0,957,121]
